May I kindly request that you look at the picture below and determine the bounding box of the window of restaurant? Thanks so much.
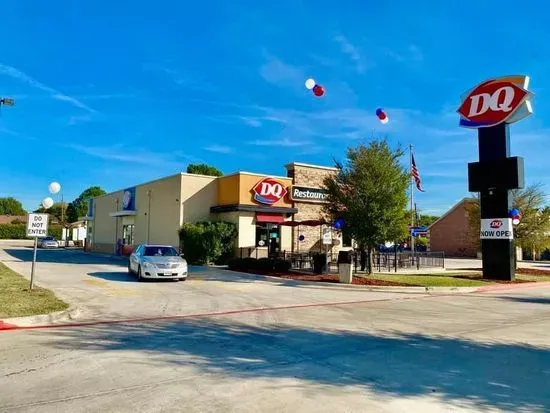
[123,224,135,245]
[255,223,281,253]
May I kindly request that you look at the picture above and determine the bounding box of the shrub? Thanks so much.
[178,221,237,265]
[0,224,62,240]
[257,257,274,272]
[273,258,291,273]
[226,257,243,270]
[241,257,258,270]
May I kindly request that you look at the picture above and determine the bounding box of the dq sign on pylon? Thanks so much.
[457,75,534,128]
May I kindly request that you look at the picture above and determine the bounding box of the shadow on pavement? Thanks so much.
[3,248,127,266]
[500,296,550,305]
[44,319,549,411]
[87,271,137,283]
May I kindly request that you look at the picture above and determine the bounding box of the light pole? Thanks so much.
[30,194,55,290]
[47,182,66,246]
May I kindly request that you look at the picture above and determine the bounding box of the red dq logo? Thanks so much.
[252,177,287,204]
[457,76,533,128]
[490,220,503,229]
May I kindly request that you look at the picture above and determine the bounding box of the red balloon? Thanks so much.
[378,112,387,120]
[312,84,325,97]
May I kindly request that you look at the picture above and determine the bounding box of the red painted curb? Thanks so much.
[0,294,437,332]
[0,321,18,330]
[476,281,550,293]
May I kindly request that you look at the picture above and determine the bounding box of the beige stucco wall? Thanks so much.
[134,174,182,248]
[90,190,123,254]
[180,173,218,224]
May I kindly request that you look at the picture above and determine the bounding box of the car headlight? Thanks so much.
[180,262,188,270]
[143,261,155,268]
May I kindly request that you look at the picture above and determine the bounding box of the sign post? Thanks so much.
[458,75,533,280]
[26,213,49,290]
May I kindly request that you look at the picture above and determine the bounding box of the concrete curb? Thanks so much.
[0,306,81,329]
[223,270,480,294]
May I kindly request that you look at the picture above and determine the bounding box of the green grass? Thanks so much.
[369,274,490,287]
[369,271,550,287]
[0,262,68,318]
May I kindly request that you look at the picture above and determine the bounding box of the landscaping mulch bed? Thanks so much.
[461,267,550,277]
[227,268,413,286]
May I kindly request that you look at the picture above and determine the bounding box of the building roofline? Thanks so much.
[428,197,477,230]
[93,172,216,200]
[285,162,339,171]
[222,171,292,180]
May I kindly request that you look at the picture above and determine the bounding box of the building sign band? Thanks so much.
[289,186,327,202]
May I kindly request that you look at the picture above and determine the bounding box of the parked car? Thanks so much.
[39,237,59,248]
[128,244,188,282]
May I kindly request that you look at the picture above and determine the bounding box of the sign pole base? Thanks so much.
[30,237,38,290]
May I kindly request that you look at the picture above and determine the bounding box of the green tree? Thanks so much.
[0,197,26,215]
[322,139,410,273]
[467,183,550,260]
[34,202,65,223]
[66,186,106,223]
[186,163,223,177]
[178,221,237,265]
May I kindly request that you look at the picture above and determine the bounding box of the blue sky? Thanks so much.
[1,0,549,215]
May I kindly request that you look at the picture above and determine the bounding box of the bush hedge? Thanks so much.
[226,257,291,273]
[178,221,237,265]
[0,224,62,240]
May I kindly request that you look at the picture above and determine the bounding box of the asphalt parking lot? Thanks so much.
[1,241,550,412]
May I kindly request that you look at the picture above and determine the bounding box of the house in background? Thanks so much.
[427,198,478,258]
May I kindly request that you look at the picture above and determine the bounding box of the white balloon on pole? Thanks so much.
[512,218,520,225]
[380,117,389,124]
[305,78,316,90]
[42,197,54,209]
[48,181,61,194]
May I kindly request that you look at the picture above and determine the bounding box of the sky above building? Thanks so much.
[1,0,549,214]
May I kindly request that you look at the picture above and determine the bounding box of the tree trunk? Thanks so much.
[366,246,373,274]
[360,246,366,271]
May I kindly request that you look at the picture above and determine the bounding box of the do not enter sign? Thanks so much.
[26,213,49,238]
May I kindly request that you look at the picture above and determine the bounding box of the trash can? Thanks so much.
[337,250,354,284]
[312,253,327,274]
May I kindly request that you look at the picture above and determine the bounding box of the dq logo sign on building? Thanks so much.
[252,177,287,205]
[457,75,533,128]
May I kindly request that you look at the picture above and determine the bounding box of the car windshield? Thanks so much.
[44,237,56,241]
[143,246,179,257]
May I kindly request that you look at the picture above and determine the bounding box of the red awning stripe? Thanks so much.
[256,213,285,223]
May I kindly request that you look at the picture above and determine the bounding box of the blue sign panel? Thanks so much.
[121,187,136,211]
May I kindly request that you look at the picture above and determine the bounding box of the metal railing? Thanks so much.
[236,248,445,273]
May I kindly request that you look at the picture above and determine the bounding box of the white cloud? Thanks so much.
[248,137,310,147]
[0,63,96,113]
[63,144,201,168]
[384,44,424,64]
[259,55,303,87]
[334,35,368,73]
[204,144,233,154]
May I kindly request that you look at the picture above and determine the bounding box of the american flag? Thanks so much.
[411,154,424,192]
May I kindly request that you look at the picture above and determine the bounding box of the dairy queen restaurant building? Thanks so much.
[84,162,351,258]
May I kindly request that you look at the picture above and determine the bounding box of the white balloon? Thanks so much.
[513,218,520,225]
[42,197,54,209]
[305,78,316,90]
[380,117,389,124]
[48,181,61,194]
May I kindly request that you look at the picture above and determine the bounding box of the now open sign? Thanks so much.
[480,218,513,240]
[26,213,49,238]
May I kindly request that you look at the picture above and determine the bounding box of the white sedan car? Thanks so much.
[39,237,59,248]
[128,244,188,282]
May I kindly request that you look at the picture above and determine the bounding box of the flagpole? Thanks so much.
[410,144,415,256]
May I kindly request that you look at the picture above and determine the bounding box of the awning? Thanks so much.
[109,210,137,217]
[256,213,285,224]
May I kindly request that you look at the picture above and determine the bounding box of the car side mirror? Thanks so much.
[180,254,185,258]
